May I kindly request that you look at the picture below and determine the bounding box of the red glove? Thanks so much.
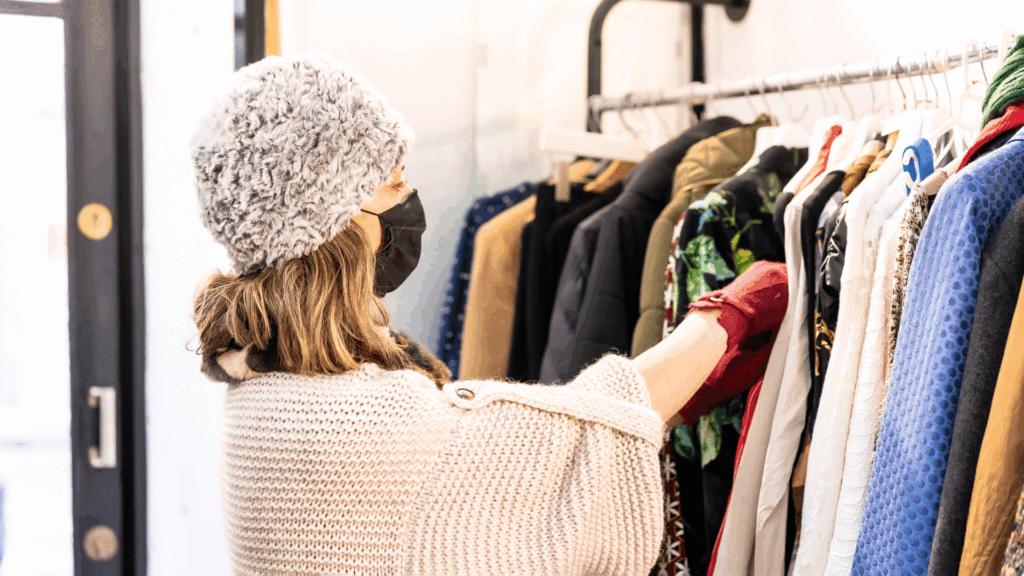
[677,261,789,424]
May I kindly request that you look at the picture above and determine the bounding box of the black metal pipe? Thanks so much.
[244,0,266,65]
[586,0,750,132]
[690,3,705,121]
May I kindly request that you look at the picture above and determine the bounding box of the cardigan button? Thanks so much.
[456,388,475,401]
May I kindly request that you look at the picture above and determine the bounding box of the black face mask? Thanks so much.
[361,190,426,296]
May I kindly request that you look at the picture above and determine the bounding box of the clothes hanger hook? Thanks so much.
[963,39,989,87]
[833,64,855,119]
[756,75,776,123]
[708,78,724,118]
[629,95,653,141]
[927,50,941,108]
[744,82,759,119]
[941,49,954,110]
[911,54,923,109]
[903,56,919,110]
[867,63,877,115]
[650,88,672,140]
[774,74,795,122]
[918,52,932,108]
[893,57,908,112]
[618,93,641,138]
[885,61,895,115]
[825,66,839,116]
[915,53,928,109]
[828,68,839,116]
[682,80,704,126]
[999,27,1019,68]
[816,68,830,117]
[823,67,836,116]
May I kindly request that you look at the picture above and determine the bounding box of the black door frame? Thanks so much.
[64,0,146,572]
[0,1,146,575]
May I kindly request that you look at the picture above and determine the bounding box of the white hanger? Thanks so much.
[907,55,921,111]
[954,40,988,143]
[705,78,725,119]
[876,60,925,177]
[737,76,779,173]
[749,77,778,150]
[618,93,645,141]
[916,52,952,159]
[625,94,663,151]
[649,88,675,146]
[832,64,882,172]
[928,49,964,164]
[822,66,859,172]
[998,27,1019,68]
[744,82,760,122]
[540,97,651,200]
[781,71,836,195]
[772,73,811,147]
[881,56,915,137]
[816,67,845,152]
[678,82,703,128]
[756,76,781,141]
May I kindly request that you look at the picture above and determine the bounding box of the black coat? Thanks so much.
[560,116,741,380]
[506,183,597,382]
[539,204,613,383]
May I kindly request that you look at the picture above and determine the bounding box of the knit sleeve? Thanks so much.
[409,354,665,574]
[565,353,655,408]
[442,354,663,446]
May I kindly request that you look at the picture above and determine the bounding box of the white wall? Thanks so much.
[141,0,235,574]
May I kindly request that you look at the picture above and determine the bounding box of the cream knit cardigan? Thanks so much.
[219,354,665,575]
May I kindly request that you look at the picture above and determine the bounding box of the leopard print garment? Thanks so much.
[888,186,931,373]
[1001,485,1024,575]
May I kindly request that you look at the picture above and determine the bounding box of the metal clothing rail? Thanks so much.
[589,41,1001,116]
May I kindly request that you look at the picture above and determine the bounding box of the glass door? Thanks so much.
[0,12,74,576]
[0,1,145,574]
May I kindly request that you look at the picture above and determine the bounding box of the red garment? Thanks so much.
[687,261,788,576]
[796,124,843,192]
[957,103,1024,172]
[678,262,789,424]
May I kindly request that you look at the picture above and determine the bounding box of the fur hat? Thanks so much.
[189,52,415,275]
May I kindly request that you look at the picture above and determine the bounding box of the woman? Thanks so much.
[190,52,780,575]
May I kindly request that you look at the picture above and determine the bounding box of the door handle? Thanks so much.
[88,387,117,468]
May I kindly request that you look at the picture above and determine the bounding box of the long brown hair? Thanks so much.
[192,223,434,380]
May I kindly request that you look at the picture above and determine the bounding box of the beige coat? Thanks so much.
[458,196,536,380]
[631,116,770,356]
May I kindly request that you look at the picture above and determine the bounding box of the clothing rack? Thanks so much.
[589,40,1001,117]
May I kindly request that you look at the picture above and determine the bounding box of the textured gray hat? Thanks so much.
[189,51,415,275]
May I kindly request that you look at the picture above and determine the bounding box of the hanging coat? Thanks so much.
[560,116,742,380]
